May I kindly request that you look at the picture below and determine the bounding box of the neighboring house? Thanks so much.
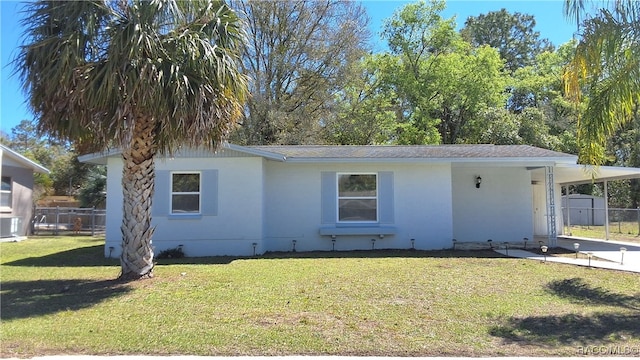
[80,143,640,257]
[0,144,50,239]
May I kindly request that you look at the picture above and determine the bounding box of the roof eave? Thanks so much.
[0,144,51,174]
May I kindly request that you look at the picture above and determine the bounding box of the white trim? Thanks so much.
[0,144,50,173]
[170,171,202,215]
[336,172,378,224]
[0,176,12,211]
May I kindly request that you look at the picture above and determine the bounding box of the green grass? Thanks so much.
[567,222,640,244]
[1,236,639,357]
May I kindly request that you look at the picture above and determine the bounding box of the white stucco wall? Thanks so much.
[263,162,454,252]
[104,156,265,257]
[451,166,534,243]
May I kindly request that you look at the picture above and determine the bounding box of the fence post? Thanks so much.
[54,206,59,235]
[91,207,96,236]
[637,207,639,236]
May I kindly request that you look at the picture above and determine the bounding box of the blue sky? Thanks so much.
[1,0,580,135]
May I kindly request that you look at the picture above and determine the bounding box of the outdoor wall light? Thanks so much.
[573,243,580,258]
[620,247,627,265]
[475,176,482,188]
[541,245,548,263]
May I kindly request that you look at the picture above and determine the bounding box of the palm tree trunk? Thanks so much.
[120,115,157,280]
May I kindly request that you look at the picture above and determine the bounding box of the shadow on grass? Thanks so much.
[489,313,640,345]
[3,244,508,267]
[2,245,119,267]
[155,249,508,265]
[490,277,640,345]
[1,279,131,320]
[546,278,640,310]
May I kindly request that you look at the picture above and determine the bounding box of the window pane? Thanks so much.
[1,192,11,208]
[172,194,200,213]
[172,173,200,192]
[1,177,10,191]
[339,199,377,221]
[338,174,376,197]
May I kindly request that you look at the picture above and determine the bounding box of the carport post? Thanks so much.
[565,185,571,234]
[604,180,610,240]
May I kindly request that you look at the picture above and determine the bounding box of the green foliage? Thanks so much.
[375,1,509,144]
[156,246,185,259]
[461,8,554,73]
[16,0,248,155]
[78,166,106,208]
[564,0,640,165]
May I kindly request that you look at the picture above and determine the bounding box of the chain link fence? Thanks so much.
[32,207,106,236]
[563,206,640,241]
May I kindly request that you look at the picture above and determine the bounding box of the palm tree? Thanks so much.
[16,0,248,279]
[563,0,639,165]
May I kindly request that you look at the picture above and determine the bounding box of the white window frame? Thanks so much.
[170,171,201,215]
[336,172,378,223]
[1,176,12,212]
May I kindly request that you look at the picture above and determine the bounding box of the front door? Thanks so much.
[532,183,547,236]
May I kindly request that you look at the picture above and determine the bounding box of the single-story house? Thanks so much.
[80,143,640,257]
[0,144,50,239]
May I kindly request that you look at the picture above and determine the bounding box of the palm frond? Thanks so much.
[563,0,639,164]
[16,0,248,154]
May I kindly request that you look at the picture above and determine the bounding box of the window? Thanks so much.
[171,172,200,214]
[1,176,11,210]
[337,173,377,222]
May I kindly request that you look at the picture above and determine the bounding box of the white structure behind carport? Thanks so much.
[555,165,640,241]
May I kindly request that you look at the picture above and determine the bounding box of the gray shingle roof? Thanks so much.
[247,144,576,160]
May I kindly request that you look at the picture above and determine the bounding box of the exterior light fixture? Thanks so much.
[452,238,457,251]
[523,237,529,249]
[487,239,493,249]
[292,239,297,252]
[371,238,376,250]
[504,242,509,256]
[541,245,548,263]
[475,176,482,188]
[411,238,416,250]
[573,243,580,258]
[620,247,627,265]
[332,237,336,251]
[108,246,115,258]
[587,252,593,267]
[252,242,257,256]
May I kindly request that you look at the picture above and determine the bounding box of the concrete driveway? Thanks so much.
[557,237,640,272]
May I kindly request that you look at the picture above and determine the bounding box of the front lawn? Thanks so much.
[1,236,639,357]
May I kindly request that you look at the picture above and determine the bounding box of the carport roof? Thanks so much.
[554,164,640,185]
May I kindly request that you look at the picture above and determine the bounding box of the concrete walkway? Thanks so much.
[494,237,640,273]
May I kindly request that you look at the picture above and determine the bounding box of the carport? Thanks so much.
[532,164,640,245]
